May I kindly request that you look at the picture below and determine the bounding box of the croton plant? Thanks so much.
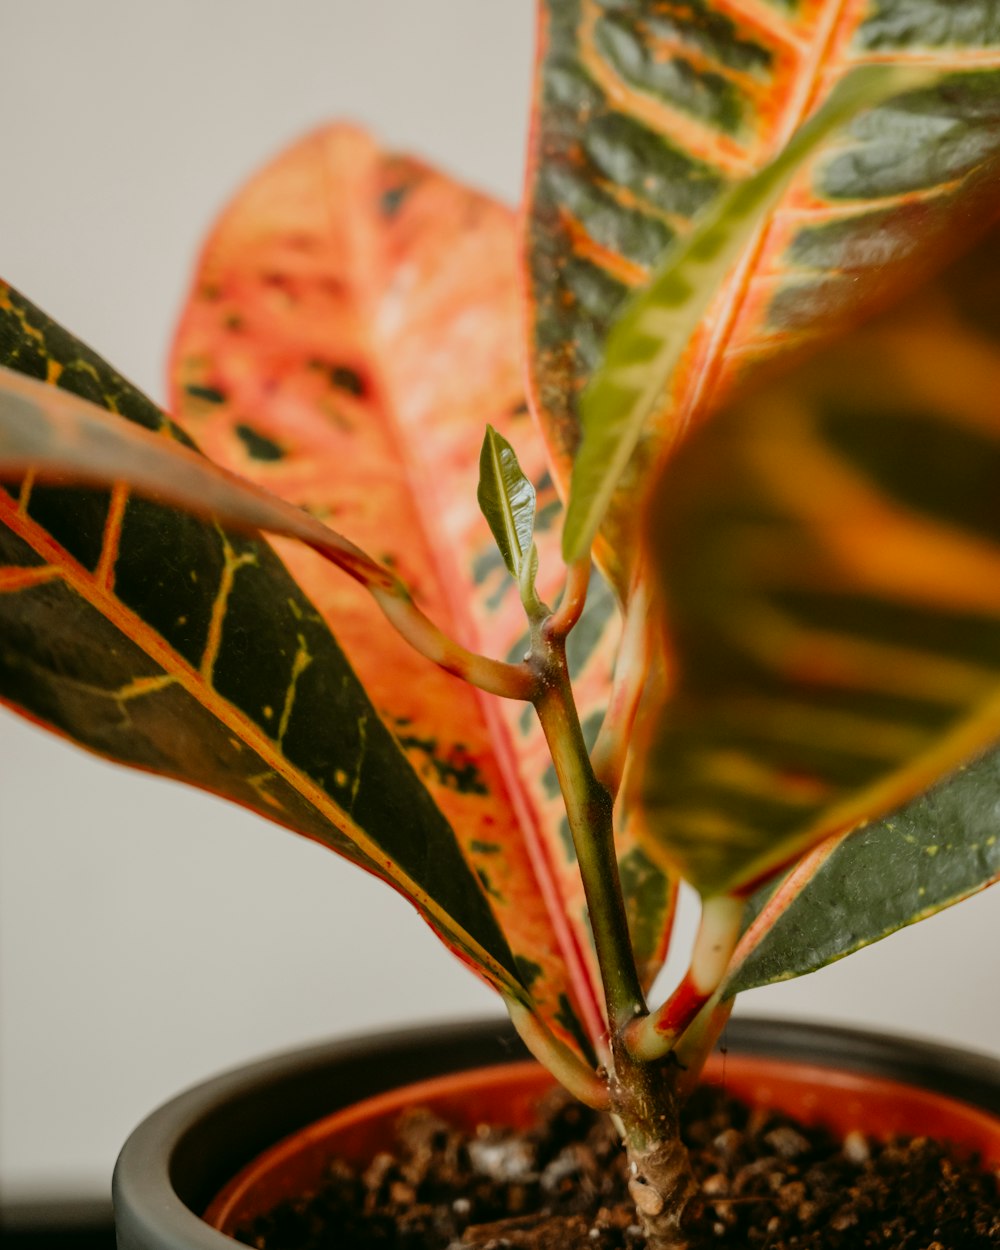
[3,5,1000,1246]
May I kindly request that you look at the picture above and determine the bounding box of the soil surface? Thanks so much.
[235,1084,999,1249]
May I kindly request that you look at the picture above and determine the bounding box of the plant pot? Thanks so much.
[113,1017,1000,1250]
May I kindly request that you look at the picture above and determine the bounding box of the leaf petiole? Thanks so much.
[626,895,743,1062]
[546,556,591,642]
[503,994,610,1110]
[0,366,534,702]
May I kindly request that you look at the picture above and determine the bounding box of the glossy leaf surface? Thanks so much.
[0,280,523,998]
[528,0,1000,581]
[638,206,1000,899]
[477,426,539,602]
[169,126,676,1047]
[724,747,1000,995]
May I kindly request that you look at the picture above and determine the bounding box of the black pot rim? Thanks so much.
[112,1015,1000,1250]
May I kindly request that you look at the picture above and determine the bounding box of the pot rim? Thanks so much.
[206,1050,1000,1235]
[112,1016,1000,1250]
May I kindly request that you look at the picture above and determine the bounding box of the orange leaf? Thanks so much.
[168,125,671,1051]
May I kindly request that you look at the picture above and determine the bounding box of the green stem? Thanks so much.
[532,622,645,1032]
[372,586,534,700]
[503,995,610,1110]
[528,610,699,1246]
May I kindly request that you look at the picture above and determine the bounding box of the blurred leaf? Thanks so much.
[527,0,1000,582]
[637,203,1000,897]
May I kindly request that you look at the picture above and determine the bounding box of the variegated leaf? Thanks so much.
[723,746,1000,996]
[0,365,396,590]
[637,203,1000,899]
[0,280,524,1001]
[169,126,676,1048]
[528,0,1000,582]
[562,64,925,562]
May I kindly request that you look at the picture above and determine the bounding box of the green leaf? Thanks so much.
[724,748,1000,996]
[0,280,524,999]
[477,425,539,606]
[562,64,932,562]
[636,204,1000,898]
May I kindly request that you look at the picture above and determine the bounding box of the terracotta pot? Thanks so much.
[113,1018,1000,1250]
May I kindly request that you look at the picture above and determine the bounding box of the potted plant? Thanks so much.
[1,4,999,1247]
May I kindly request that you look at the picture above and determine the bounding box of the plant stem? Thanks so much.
[503,995,610,1110]
[527,593,705,1246]
[547,557,591,641]
[674,995,735,1099]
[611,1044,697,1250]
[626,895,743,1062]
[532,621,646,1033]
[372,584,533,700]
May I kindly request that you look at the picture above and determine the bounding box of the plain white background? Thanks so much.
[1,1,997,1204]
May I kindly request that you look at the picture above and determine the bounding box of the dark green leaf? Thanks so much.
[725,748,1000,995]
[0,280,524,997]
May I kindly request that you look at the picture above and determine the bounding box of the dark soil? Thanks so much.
[234,1084,999,1250]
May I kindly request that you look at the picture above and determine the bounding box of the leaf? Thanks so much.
[477,425,538,603]
[561,65,931,563]
[0,279,524,1001]
[527,0,1000,581]
[168,125,676,1048]
[0,365,392,590]
[723,747,1000,997]
[636,203,1000,898]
